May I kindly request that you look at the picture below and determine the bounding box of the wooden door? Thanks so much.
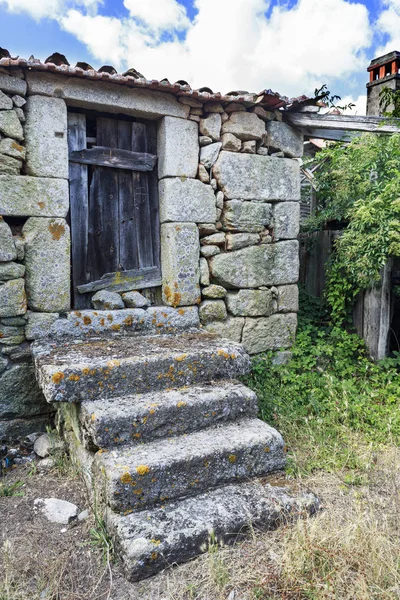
[68,112,161,308]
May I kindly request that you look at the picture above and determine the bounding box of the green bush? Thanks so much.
[244,293,400,475]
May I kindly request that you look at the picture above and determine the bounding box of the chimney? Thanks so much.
[366,51,400,115]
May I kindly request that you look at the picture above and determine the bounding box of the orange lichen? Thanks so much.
[124,316,133,326]
[38,201,45,209]
[133,488,143,495]
[82,367,90,375]
[151,552,159,561]
[151,539,161,546]
[68,374,80,382]
[111,324,121,331]
[164,283,182,308]
[91,414,96,421]
[217,350,231,359]
[52,372,65,385]
[264,446,270,453]
[228,454,237,463]
[178,309,185,316]
[175,354,188,362]
[120,472,133,484]
[107,314,113,322]
[136,465,150,475]
[75,311,82,317]
[177,401,187,408]
[83,316,92,325]
[100,318,105,326]
[149,408,156,415]
[132,433,141,439]
[107,359,121,368]
[48,222,65,241]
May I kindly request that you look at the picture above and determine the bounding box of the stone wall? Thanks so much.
[0,67,302,441]
[160,100,302,355]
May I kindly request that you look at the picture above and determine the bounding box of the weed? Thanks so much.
[203,531,229,590]
[0,480,24,498]
[89,514,114,565]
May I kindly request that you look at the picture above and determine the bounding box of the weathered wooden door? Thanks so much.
[68,112,161,308]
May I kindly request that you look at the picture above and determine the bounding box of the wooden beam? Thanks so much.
[283,112,400,135]
[70,146,157,171]
[77,266,162,294]
[303,129,359,142]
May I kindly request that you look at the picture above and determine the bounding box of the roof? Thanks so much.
[0,48,311,111]
[368,51,400,71]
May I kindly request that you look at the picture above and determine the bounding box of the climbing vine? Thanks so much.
[308,131,400,324]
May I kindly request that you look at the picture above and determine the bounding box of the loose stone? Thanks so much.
[201,232,226,246]
[198,223,217,236]
[0,91,13,110]
[0,110,24,140]
[199,114,221,141]
[221,112,265,142]
[257,147,270,156]
[202,285,227,299]
[216,191,224,209]
[34,432,65,458]
[0,262,25,281]
[221,133,242,152]
[200,142,222,169]
[13,108,25,122]
[34,498,79,525]
[122,291,151,308]
[0,279,26,317]
[250,107,275,121]
[225,103,247,113]
[0,137,26,160]
[199,136,213,147]
[198,164,210,183]
[92,290,125,310]
[0,154,21,175]
[200,257,210,286]
[199,299,227,324]
[200,245,220,258]
[12,95,26,108]
[242,140,257,154]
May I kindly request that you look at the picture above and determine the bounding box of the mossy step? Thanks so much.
[93,418,286,513]
[32,332,250,403]
[107,478,319,581]
[79,381,258,449]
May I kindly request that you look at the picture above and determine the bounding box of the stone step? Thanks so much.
[79,381,258,449]
[107,478,319,581]
[32,331,251,403]
[93,418,285,513]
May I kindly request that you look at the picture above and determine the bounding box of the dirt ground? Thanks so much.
[1,447,400,600]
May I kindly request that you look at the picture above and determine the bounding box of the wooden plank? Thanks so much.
[283,112,400,134]
[303,128,358,142]
[77,266,162,294]
[68,112,91,309]
[145,120,161,269]
[118,120,139,270]
[88,117,119,280]
[131,122,154,268]
[69,146,157,171]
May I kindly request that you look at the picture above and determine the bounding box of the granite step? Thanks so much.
[79,381,258,450]
[32,331,250,403]
[93,418,286,513]
[107,478,319,581]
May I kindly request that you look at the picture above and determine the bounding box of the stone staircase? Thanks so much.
[32,330,318,581]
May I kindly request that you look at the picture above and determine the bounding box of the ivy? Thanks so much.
[308,132,400,324]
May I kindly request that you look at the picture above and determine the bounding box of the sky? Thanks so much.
[0,0,399,115]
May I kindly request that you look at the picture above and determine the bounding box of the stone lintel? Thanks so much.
[26,72,189,120]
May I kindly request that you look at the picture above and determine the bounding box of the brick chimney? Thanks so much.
[366,50,400,115]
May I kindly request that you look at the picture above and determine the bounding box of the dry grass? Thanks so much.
[1,448,400,600]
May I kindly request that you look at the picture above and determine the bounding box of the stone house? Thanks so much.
[0,51,303,442]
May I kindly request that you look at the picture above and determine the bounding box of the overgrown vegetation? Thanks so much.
[304,132,400,323]
[245,290,400,476]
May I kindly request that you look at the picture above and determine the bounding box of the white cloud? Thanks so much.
[375,1,400,57]
[0,0,102,20]
[340,94,367,115]
[123,0,190,32]
[1,0,374,97]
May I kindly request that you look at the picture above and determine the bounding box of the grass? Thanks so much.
[0,481,24,498]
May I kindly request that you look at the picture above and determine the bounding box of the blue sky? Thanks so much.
[0,0,399,113]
